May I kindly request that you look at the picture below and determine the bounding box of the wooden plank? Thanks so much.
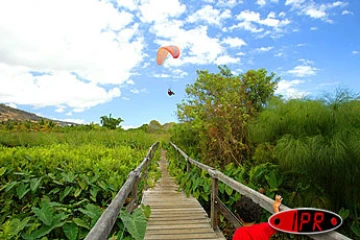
[150,208,206,212]
[149,215,208,220]
[144,232,218,239]
[143,149,225,240]
[145,227,215,235]
[147,219,210,226]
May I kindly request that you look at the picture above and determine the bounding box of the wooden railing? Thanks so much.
[85,142,159,240]
[170,142,352,240]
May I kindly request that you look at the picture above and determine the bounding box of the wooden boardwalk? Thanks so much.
[142,150,226,240]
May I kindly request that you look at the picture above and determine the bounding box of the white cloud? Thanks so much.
[55,106,66,113]
[122,97,130,100]
[217,0,241,8]
[270,0,279,3]
[279,12,286,17]
[130,89,140,94]
[186,5,231,26]
[229,21,264,33]
[130,88,147,94]
[59,118,86,124]
[0,63,121,112]
[126,79,135,85]
[5,103,17,109]
[342,10,353,15]
[151,22,224,66]
[256,0,266,7]
[352,51,359,55]
[310,26,318,31]
[138,0,186,23]
[173,69,188,78]
[154,73,171,78]
[222,37,247,48]
[286,0,347,23]
[275,52,284,57]
[0,0,148,111]
[298,59,314,65]
[116,0,139,11]
[275,79,309,99]
[256,46,273,52]
[0,0,145,85]
[231,68,243,75]
[287,65,318,77]
[214,55,240,65]
[231,10,291,37]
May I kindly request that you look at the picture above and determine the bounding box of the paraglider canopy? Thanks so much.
[157,45,180,65]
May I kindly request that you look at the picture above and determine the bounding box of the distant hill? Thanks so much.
[0,104,79,127]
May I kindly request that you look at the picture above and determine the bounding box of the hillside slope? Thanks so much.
[0,104,78,126]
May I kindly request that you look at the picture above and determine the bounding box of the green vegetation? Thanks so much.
[169,66,360,239]
[0,121,167,239]
[1,66,359,239]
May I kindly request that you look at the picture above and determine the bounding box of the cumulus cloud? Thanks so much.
[172,69,188,78]
[256,46,273,52]
[342,10,353,15]
[130,88,147,94]
[214,55,240,65]
[186,5,231,26]
[275,79,309,99]
[0,0,146,112]
[222,37,247,48]
[285,0,347,23]
[154,73,171,78]
[151,21,226,66]
[287,59,319,77]
[138,0,186,23]
[230,10,291,38]
[216,0,241,8]
[0,63,121,112]
[256,0,266,7]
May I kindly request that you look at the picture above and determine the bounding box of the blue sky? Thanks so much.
[0,0,359,129]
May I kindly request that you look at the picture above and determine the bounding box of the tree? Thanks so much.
[176,66,279,167]
[147,120,162,133]
[100,114,123,129]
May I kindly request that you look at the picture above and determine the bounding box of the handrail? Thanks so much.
[85,142,159,240]
[170,142,352,240]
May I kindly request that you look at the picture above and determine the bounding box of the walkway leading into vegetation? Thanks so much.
[142,150,226,240]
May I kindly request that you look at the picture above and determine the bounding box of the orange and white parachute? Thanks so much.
[156,45,180,65]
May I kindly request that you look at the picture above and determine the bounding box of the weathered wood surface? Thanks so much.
[142,150,226,240]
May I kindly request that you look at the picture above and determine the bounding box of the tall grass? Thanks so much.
[248,91,360,236]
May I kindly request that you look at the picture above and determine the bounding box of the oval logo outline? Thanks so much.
[268,208,343,235]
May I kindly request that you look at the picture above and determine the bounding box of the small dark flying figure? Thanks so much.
[168,88,175,96]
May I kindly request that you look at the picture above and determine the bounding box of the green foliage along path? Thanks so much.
[0,128,164,239]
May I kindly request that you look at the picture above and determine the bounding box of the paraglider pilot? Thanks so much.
[168,89,175,96]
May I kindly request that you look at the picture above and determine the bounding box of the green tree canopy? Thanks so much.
[176,66,279,167]
[100,114,123,130]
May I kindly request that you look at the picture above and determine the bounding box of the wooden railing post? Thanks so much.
[209,169,218,231]
[143,157,149,191]
[186,157,190,173]
[125,170,140,213]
